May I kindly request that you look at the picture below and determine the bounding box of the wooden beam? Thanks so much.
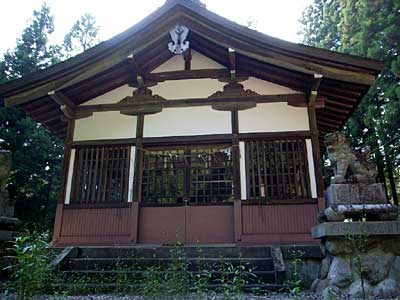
[145,69,234,82]
[48,90,92,120]
[76,93,307,116]
[48,90,77,110]
[308,74,323,106]
[212,101,256,111]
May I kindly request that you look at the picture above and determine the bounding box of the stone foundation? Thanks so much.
[280,245,324,289]
[312,236,400,298]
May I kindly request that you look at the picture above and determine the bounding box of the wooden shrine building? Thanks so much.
[0,0,383,246]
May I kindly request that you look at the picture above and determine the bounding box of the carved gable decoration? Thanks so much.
[209,81,258,111]
[168,25,190,55]
[119,88,166,116]
[209,81,259,99]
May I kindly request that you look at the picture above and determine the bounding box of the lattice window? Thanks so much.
[141,146,234,205]
[245,140,311,201]
[71,145,131,204]
[142,149,186,205]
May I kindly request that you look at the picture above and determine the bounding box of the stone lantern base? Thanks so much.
[312,221,400,299]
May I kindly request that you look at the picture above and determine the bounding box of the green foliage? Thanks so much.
[4,232,56,300]
[63,13,100,56]
[345,223,369,300]
[0,3,61,80]
[0,2,64,230]
[0,107,64,229]
[164,244,190,296]
[215,258,257,300]
[192,250,213,300]
[0,3,100,230]
[300,0,400,201]
[140,265,165,298]
[2,240,265,298]
[283,249,305,300]
[140,244,190,299]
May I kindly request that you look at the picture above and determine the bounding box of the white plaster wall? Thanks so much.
[239,141,247,200]
[191,50,225,70]
[150,78,225,100]
[239,103,309,133]
[73,112,137,141]
[127,146,136,202]
[152,54,183,73]
[64,149,76,204]
[306,139,317,198]
[81,84,136,105]
[151,50,225,73]
[144,106,231,137]
[242,77,300,95]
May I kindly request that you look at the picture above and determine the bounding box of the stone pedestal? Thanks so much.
[312,221,400,298]
[0,190,15,217]
[326,183,387,206]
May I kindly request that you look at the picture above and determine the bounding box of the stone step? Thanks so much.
[74,245,272,259]
[66,257,275,272]
[53,282,285,294]
[61,269,278,283]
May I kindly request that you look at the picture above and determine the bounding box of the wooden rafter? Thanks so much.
[48,90,92,120]
[228,48,236,81]
[308,74,323,106]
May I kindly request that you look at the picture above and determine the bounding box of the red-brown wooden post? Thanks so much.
[308,74,325,212]
[131,114,145,243]
[231,108,243,242]
[52,119,75,245]
[233,197,242,242]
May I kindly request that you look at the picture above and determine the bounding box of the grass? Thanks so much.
[1,237,264,300]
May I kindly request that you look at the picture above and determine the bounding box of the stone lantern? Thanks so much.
[312,132,400,298]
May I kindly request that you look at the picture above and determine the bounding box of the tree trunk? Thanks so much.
[384,145,398,206]
[375,149,389,200]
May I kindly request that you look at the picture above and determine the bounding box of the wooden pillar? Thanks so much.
[233,197,242,243]
[133,114,144,202]
[231,109,242,243]
[132,114,144,243]
[231,109,241,199]
[308,104,325,209]
[52,119,75,245]
[307,75,324,212]
[130,202,140,243]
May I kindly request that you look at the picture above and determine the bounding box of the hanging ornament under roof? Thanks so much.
[168,25,190,55]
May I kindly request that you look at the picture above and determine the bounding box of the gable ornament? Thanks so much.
[209,81,258,111]
[119,87,166,116]
[168,25,190,55]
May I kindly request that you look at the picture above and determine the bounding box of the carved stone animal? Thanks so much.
[0,151,11,191]
[325,132,377,184]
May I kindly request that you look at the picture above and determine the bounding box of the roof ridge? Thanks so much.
[167,0,206,8]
